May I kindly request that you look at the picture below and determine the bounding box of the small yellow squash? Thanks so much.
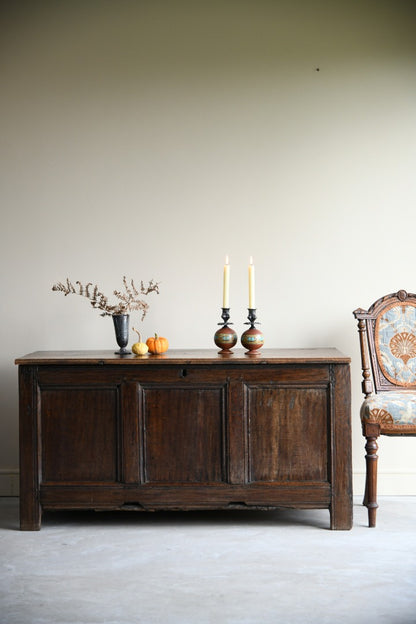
[131,328,149,355]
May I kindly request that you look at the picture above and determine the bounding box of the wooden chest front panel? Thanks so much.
[247,384,328,482]
[142,385,227,484]
[41,387,119,483]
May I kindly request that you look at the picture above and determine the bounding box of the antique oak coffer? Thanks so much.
[16,349,352,530]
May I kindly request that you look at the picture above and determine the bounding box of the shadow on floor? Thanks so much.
[1,497,332,531]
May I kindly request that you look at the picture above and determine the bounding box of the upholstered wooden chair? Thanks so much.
[353,290,416,527]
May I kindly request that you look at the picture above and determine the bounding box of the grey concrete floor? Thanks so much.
[1,497,415,624]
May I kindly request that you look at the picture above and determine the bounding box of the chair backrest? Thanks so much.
[353,290,416,396]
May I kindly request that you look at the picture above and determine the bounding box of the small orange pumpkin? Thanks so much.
[146,333,169,354]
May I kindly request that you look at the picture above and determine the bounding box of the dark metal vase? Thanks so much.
[113,314,131,355]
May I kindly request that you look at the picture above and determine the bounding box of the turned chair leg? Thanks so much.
[364,436,379,527]
[363,476,368,507]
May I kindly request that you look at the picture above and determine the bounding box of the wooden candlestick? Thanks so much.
[214,308,238,354]
[241,308,264,354]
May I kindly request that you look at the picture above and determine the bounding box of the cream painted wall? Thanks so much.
[1,1,416,495]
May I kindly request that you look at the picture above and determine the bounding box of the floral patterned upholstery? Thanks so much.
[360,301,416,430]
[361,391,416,427]
[375,303,416,386]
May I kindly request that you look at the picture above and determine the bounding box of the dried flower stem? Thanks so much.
[52,276,160,319]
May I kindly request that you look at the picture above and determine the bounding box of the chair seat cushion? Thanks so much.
[361,392,416,426]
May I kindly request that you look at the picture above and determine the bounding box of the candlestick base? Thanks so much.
[214,308,238,354]
[241,308,264,354]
